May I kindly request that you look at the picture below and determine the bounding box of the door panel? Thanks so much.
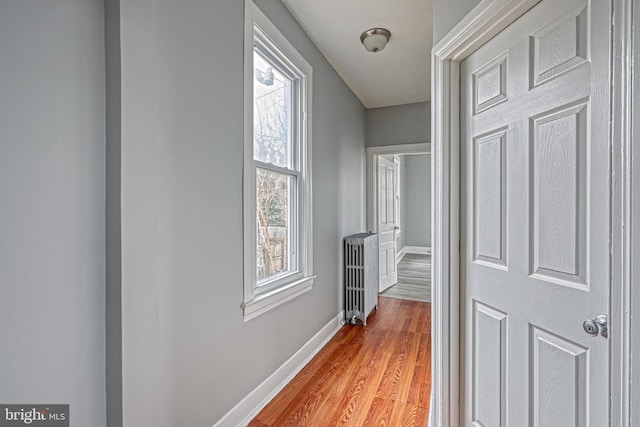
[473,128,507,269]
[460,0,610,425]
[378,157,398,291]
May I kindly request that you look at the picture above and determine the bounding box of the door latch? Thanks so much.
[583,314,608,338]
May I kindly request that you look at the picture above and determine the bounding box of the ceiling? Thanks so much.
[281,0,433,109]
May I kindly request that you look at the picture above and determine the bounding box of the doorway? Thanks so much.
[367,143,431,292]
[366,143,431,301]
[381,153,432,302]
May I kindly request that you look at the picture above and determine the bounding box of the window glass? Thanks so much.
[253,51,293,169]
[256,168,295,283]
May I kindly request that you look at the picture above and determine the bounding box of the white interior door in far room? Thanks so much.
[460,0,610,425]
[378,156,398,292]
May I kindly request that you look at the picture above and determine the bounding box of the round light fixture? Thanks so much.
[360,28,391,53]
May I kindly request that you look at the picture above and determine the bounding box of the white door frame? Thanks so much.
[430,0,635,425]
[366,143,431,233]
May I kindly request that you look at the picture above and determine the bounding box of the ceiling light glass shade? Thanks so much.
[360,28,391,53]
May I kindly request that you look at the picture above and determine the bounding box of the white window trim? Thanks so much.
[243,0,314,322]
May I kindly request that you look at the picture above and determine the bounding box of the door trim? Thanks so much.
[610,1,636,425]
[431,0,635,425]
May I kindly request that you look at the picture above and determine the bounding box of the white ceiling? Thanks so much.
[282,0,433,109]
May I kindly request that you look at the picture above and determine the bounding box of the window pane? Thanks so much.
[256,168,295,283]
[254,50,293,168]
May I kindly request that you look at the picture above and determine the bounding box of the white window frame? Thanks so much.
[242,1,314,322]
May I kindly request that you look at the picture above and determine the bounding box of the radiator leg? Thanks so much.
[350,312,359,325]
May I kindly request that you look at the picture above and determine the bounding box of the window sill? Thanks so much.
[243,275,316,322]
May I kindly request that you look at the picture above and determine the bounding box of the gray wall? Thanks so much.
[0,1,106,426]
[366,102,430,147]
[403,154,431,247]
[105,0,123,425]
[399,156,407,251]
[117,0,366,425]
[433,0,481,44]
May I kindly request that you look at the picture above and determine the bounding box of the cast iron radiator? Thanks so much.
[343,233,379,326]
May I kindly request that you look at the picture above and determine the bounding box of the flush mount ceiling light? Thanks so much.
[360,28,391,53]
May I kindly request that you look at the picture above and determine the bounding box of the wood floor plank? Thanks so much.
[417,333,431,367]
[349,332,395,426]
[397,332,421,404]
[374,331,414,402]
[362,397,395,427]
[250,298,431,426]
[407,361,431,410]
[399,402,428,427]
[324,330,387,426]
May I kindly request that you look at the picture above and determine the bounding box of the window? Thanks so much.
[242,1,314,322]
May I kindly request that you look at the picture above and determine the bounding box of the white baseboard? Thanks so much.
[396,247,407,262]
[213,311,345,427]
[405,246,431,255]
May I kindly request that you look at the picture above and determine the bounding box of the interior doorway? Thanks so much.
[366,143,431,300]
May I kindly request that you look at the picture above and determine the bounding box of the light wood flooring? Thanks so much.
[249,298,431,427]
[380,253,431,302]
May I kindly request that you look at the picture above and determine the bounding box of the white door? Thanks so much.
[460,0,610,425]
[378,156,398,291]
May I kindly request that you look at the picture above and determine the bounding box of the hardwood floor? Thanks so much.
[380,253,431,302]
[249,298,431,427]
